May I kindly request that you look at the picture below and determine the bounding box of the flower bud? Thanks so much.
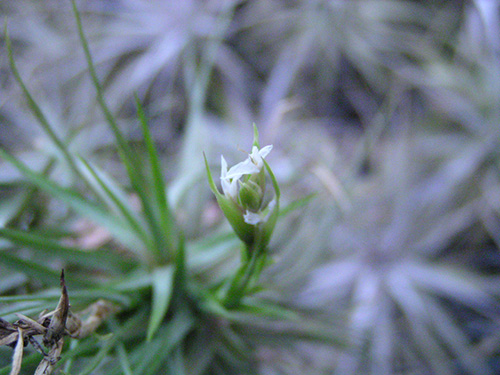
[204,126,280,251]
[238,179,263,212]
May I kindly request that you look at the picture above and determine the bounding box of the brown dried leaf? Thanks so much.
[10,328,24,375]
[34,337,64,375]
[44,270,69,346]
[0,319,18,347]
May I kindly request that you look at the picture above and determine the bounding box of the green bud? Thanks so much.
[238,179,263,211]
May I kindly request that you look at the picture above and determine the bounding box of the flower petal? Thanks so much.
[220,155,228,178]
[250,144,273,169]
[220,155,238,198]
[257,145,273,160]
[243,210,264,225]
[226,144,273,179]
[226,158,260,178]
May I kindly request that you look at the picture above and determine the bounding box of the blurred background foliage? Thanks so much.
[1,0,500,374]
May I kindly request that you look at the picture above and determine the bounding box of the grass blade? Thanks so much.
[146,265,175,341]
[135,95,177,257]
[77,157,151,249]
[76,312,147,375]
[70,0,138,169]
[165,347,186,375]
[0,149,146,261]
[116,342,133,375]
[4,26,80,179]
[133,310,193,375]
[0,251,90,287]
[0,227,132,273]
[71,1,167,262]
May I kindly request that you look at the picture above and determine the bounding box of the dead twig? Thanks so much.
[0,270,119,375]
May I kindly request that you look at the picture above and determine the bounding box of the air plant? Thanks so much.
[0,3,338,374]
[299,133,499,375]
[2,1,500,374]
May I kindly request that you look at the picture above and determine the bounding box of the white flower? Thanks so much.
[243,211,263,225]
[220,145,273,199]
[225,145,273,180]
[220,155,238,199]
[243,200,276,225]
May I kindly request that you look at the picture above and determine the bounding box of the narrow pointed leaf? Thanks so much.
[252,124,260,148]
[165,347,186,375]
[147,266,175,341]
[203,153,221,197]
[134,311,193,375]
[263,159,280,199]
[174,233,187,292]
[71,0,137,168]
[11,327,23,375]
[78,311,146,375]
[136,96,177,255]
[0,227,132,272]
[0,251,90,287]
[0,192,27,228]
[77,157,151,248]
[0,149,145,259]
[116,342,133,375]
[4,27,80,178]
[72,1,166,262]
[239,299,299,321]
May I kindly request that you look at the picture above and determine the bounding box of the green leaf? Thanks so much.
[263,159,280,200]
[136,96,177,257]
[72,1,166,263]
[279,193,316,217]
[203,153,222,197]
[0,191,27,227]
[173,233,187,293]
[0,227,133,273]
[198,289,231,318]
[116,342,134,375]
[182,325,215,375]
[0,352,40,375]
[65,289,135,309]
[0,287,131,315]
[217,324,252,368]
[4,25,80,179]
[187,231,238,278]
[239,299,299,321]
[0,271,26,294]
[0,149,146,260]
[165,347,186,375]
[252,124,260,149]
[127,310,193,375]
[0,291,62,304]
[107,270,152,293]
[71,0,137,169]
[76,157,151,248]
[147,265,175,341]
[77,311,147,375]
[0,250,90,287]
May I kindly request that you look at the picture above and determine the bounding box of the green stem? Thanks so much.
[223,244,262,309]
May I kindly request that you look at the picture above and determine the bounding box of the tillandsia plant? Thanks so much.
[205,126,280,309]
[0,2,340,374]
